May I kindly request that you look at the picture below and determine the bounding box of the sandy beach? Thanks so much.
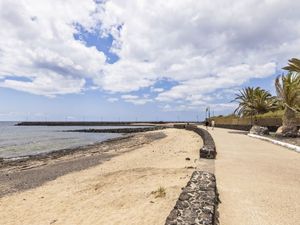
[0,128,202,225]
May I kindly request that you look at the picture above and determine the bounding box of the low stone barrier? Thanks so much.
[167,124,219,225]
[214,124,252,131]
[173,124,188,129]
[165,171,219,225]
[214,124,281,132]
[185,125,216,159]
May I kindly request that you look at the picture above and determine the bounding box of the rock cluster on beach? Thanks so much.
[165,171,218,225]
[275,125,299,137]
[249,125,270,135]
[65,126,164,133]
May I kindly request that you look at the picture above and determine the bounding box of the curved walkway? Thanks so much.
[206,127,300,225]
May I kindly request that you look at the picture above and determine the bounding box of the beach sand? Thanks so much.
[0,128,202,225]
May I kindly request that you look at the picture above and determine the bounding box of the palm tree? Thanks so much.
[275,72,300,137]
[282,58,300,73]
[233,87,277,118]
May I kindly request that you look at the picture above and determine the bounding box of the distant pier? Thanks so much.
[15,121,198,126]
[16,121,152,126]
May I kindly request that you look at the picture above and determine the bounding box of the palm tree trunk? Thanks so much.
[280,105,298,137]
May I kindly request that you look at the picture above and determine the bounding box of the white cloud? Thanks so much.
[125,98,152,105]
[107,97,119,102]
[0,0,105,96]
[97,0,300,104]
[163,104,171,110]
[121,94,139,100]
[151,87,164,93]
[121,94,152,105]
[1,0,300,110]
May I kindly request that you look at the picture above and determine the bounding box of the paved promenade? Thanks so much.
[206,127,300,225]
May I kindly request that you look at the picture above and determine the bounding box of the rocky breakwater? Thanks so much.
[65,126,164,133]
[165,171,219,225]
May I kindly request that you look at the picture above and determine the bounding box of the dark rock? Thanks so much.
[275,126,298,138]
[174,124,187,129]
[186,166,196,169]
[179,192,191,201]
[50,219,57,224]
[64,126,164,134]
[185,157,191,161]
[165,171,219,225]
[249,125,269,135]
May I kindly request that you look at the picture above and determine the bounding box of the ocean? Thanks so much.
[0,122,139,159]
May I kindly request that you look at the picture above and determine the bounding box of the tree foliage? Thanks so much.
[275,72,300,111]
[233,87,278,116]
[282,58,300,73]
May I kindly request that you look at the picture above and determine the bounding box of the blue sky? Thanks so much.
[0,0,299,121]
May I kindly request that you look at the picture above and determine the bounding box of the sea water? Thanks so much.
[0,122,139,159]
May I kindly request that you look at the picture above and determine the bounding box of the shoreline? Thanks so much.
[0,125,165,162]
[0,128,202,225]
[0,135,129,164]
[0,131,166,197]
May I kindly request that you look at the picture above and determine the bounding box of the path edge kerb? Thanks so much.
[165,124,219,225]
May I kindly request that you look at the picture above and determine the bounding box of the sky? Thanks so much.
[0,0,299,121]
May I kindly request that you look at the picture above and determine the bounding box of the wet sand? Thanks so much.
[0,132,165,197]
[0,128,202,225]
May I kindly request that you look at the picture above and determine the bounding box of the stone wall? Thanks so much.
[167,124,219,225]
[173,124,188,129]
[213,124,280,132]
[185,125,217,159]
[165,171,219,225]
[210,116,300,132]
[214,124,252,131]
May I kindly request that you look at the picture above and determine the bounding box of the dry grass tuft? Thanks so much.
[151,187,166,198]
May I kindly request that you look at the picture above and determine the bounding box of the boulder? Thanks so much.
[275,126,298,138]
[249,125,269,135]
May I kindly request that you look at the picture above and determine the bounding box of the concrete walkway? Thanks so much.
[206,127,300,225]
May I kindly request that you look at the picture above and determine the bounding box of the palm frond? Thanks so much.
[282,58,300,73]
[232,87,278,117]
[274,72,300,110]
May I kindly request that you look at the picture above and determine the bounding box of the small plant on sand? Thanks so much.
[151,187,166,198]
